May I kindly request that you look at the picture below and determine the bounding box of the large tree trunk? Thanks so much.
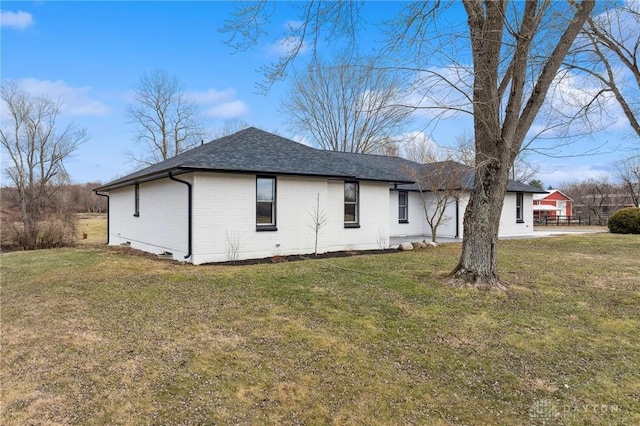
[450,159,510,291]
[450,1,510,290]
[450,0,593,290]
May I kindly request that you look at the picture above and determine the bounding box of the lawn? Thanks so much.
[1,229,639,425]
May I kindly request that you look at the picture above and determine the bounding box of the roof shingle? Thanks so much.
[96,127,544,194]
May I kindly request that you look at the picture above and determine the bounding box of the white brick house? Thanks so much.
[95,128,541,264]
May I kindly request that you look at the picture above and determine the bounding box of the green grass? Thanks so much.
[1,234,639,425]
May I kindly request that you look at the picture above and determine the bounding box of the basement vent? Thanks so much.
[157,251,173,259]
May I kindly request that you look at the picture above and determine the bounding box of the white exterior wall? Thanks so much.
[499,192,534,237]
[387,191,535,240]
[324,180,390,253]
[189,174,391,264]
[389,191,424,237]
[106,173,536,264]
[191,173,329,264]
[108,178,190,259]
[389,191,467,241]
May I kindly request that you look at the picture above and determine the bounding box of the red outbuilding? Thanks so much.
[533,190,573,220]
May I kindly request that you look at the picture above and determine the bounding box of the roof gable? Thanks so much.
[533,189,573,201]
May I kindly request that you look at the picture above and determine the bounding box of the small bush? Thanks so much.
[1,215,77,251]
[37,219,77,249]
[607,207,640,234]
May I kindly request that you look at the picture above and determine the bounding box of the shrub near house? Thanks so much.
[608,207,640,234]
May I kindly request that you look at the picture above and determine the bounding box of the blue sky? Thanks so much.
[1,1,634,187]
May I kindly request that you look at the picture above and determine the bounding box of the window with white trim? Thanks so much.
[344,181,359,227]
[398,191,408,223]
[256,177,276,230]
[516,192,524,223]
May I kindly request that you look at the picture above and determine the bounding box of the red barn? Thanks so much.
[533,190,572,220]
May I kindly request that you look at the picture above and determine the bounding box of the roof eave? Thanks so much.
[94,167,191,192]
[94,165,413,192]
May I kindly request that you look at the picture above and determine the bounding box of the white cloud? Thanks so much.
[16,78,110,116]
[1,10,34,29]
[398,131,443,162]
[528,68,628,143]
[537,163,615,187]
[403,131,438,147]
[187,87,250,120]
[203,100,250,119]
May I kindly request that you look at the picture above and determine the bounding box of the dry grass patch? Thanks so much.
[75,213,107,246]
[1,233,639,425]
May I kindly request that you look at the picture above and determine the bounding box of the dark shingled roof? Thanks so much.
[96,127,412,191]
[393,161,543,193]
[95,127,544,194]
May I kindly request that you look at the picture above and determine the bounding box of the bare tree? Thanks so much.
[401,132,440,164]
[281,55,414,154]
[0,82,87,249]
[307,193,328,255]
[449,132,476,167]
[222,0,595,289]
[213,119,252,139]
[568,1,640,138]
[406,161,468,243]
[560,177,626,220]
[127,70,209,165]
[616,156,640,207]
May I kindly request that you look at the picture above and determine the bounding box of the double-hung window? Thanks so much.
[344,181,359,228]
[398,191,408,223]
[256,177,277,231]
[516,192,524,223]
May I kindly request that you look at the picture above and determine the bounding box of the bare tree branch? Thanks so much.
[126,70,209,166]
[566,1,640,138]
[281,55,414,154]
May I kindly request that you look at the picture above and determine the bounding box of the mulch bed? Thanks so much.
[211,249,400,266]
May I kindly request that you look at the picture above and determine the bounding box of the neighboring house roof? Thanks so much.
[533,189,573,201]
[95,127,544,194]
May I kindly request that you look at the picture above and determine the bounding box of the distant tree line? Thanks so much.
[1,182,107,215]
[560,175,639,220]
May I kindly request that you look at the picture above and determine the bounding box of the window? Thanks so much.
[134,184,140,217]
[344,181,359,228]
[398,191,408,223]
[516,192,524,223]
[256,177,276,231]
